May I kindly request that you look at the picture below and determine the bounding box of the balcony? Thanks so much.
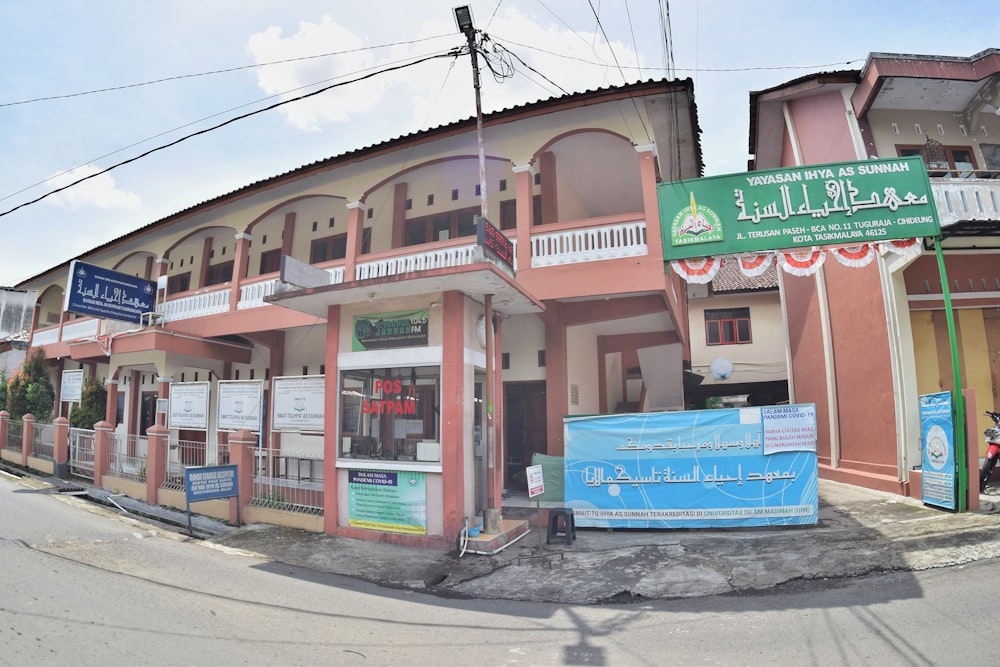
[931,176,1000,227]
[31,216,652,343]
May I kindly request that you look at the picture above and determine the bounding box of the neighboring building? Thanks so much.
[684,262,789,408]
[15,79,702,547]
[749,49,1000,495]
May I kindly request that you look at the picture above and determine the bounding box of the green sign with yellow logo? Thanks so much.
[657,156,941,260]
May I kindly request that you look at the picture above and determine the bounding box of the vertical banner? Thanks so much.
[216,380,264,432]
[168,382,210,430]
[564,407,819,528]
[347,469,427,534]
[920,391,957,510]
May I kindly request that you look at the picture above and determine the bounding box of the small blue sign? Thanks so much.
[184,465,239,503]
[64,260,156,324]
[920,391,956,510]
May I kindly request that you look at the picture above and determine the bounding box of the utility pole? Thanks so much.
[454,5,500,535]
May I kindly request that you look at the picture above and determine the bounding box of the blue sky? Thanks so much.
[1,0,998,285]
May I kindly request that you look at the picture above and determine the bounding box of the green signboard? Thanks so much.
[657,156,941,260]
[352,308,429,351]
[347,469,427,534]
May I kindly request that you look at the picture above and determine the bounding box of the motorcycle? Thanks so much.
[977,411,1000,492]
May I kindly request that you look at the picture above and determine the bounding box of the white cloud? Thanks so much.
[47,166,141,211]
[247,16,387,131]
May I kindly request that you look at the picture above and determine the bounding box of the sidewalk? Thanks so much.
[19,467,1000,604]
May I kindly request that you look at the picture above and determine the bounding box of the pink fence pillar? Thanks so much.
[145,424,169,505]
[22,414,35,467]
[229,429,257,526]
[53,417,69,478]
[0,410,9,451]
[93,421,114,488]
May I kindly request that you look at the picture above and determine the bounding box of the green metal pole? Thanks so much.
[933,237,967,511]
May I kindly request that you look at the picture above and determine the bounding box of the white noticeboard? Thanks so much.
[271,375,325,432]
[60,369,84,403]
[168,382,210,430]
[526,464,545,498]
[216,380,264,432]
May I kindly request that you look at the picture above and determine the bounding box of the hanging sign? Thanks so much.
[63,260,157,324]
[352,309,429,351]
[657,156,941,260]
[476,217,514,271]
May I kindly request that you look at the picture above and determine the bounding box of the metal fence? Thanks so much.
[69,428,95,480]
[5,419,23,453]
[107,433,148,483]
[33,422,54,460]
[250,448,324,515]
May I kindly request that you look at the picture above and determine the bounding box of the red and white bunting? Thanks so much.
[830,244,876,268]
[778,248,826,276]
[736,252,774,277]
[881,238,922,258]
[669,256,723,283]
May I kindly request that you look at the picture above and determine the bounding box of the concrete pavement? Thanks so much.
[7,464,1000,605]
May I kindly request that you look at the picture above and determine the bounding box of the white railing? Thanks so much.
[69,427,95,480]
[160,288,230,322]
[238,278,280,310]
[355,243,480,280]
[932,179,1000,227]
[61,318,100,341]
[530,220,647,268]
[237,266,346,309]
[108,433,148,482]
[251,447,324,515]
[31,327,59,347]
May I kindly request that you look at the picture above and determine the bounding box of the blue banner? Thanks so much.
[64,260,156,324]
[919,392,956,510]
[564,407,818,528]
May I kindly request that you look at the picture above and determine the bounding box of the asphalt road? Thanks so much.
[1,469,995,666]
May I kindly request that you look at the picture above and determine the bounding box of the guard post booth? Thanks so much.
[266,222,543,548]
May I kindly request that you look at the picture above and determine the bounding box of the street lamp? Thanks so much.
[454,5,499,534]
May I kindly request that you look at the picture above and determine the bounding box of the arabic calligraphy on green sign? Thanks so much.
[657,156,941,260]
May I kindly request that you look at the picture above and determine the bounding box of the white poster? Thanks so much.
[60,369,84,403]
[217,380,263,432]
[272,375,325,432]
[168,382,210,430]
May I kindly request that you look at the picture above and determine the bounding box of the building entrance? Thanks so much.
[503,381,547,491]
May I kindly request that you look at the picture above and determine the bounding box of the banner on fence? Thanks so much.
[168,382,210,430]
[564,406,819,529]
[217,380,263,432]
[271,375,325,432]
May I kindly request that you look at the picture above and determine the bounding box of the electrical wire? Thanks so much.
[1,48,461,206]
[0,34,454,108]
[0,50,461,219]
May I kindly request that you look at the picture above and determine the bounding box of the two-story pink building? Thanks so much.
[16,79,701,547]
[749,49,1000,498]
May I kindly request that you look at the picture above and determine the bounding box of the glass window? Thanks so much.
[705,308,752,345]
[340,366,439,462]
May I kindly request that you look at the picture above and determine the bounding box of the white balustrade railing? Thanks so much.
[31,328,60,347]
[355,244,480,280]
[530,220,647,268]
[237,267,346,309]
[160,288,230,322]
[60,318,100,341]
[932,179,1000,227]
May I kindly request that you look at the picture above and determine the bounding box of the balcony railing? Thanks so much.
[160,287,230,323]
[931,178,1000,227]
[31,216,652,338]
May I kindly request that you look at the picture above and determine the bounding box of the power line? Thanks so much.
[1,48,460,205]
[0,50,461,219]
[0,34,453,108]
